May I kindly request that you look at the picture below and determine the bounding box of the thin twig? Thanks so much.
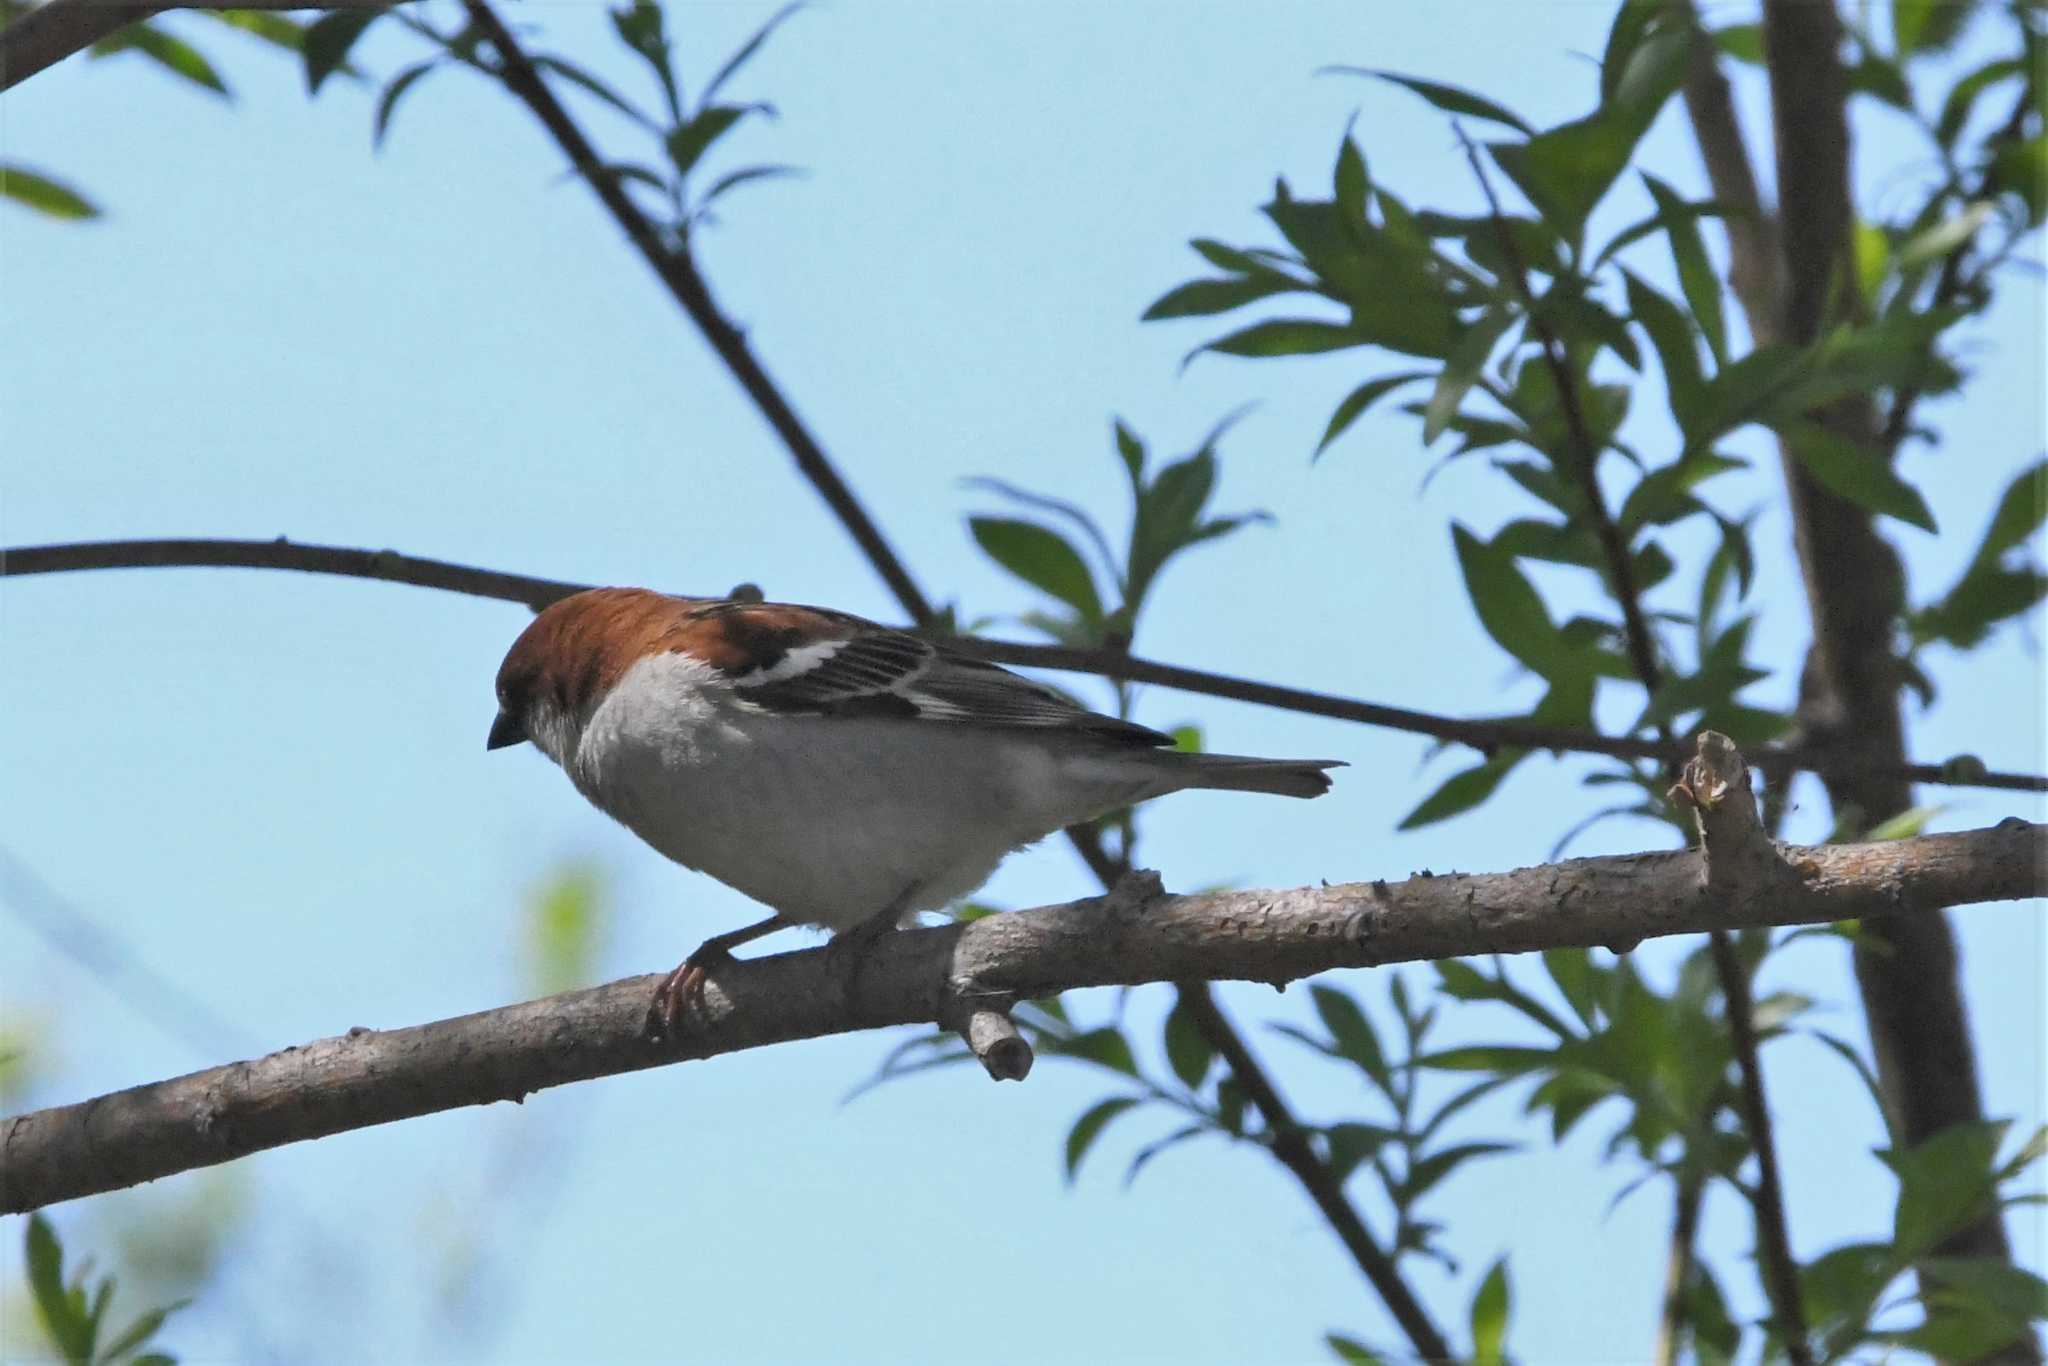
[455,0,934,626]
[9,536,2044,795]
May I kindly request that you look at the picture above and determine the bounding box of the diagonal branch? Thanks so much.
[0,0,389,93]
[9,535,2045,795]
[5,809,2039,1215]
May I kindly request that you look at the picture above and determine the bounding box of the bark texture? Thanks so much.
[5,814,2040,1214]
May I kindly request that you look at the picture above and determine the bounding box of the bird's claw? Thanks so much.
[646,952,723,1040]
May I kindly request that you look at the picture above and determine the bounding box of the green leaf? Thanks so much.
[1196,318,1365,361]
[1310,985,1388,1087]
[1784,423,1938,532]
[1398,751,1523,830]
[1489,113,1641,247]
[1936,57,2023,150]
[0,165,99,220]
[372,60,438,150]
[1162,998,1213,1090]
[1864,805,1946,841]
[524,863,603,997]
[1330,68,1534,135]
[1064,1096,1140,1182]
[1424,308,1512,445]
[302,8,378,95]
[1407,1142,1513,1203]
[1971,458,2047,569]
[533,55,660,132]
[1420,1044,1556,1074]
[1543,948,1606,1028]
[1919,1257,2048,1324]
[204,10,309,52]
[1469,1257,1512,1364]
[1895,201,1993,272]
[95,23,229,97]
[98,1299,188,1363]
[702,0,801,106]
[969,518,1102,622]
[1882,1119,2009,1258]
[1047,1026,1139,1076]
[27,1215,93,1361]
[1451,524,1574,679]
[1323,1122,1401,1183]
[1713,23,1763,64]
[1315,371,1431,459]
[1893,0,1977,57]
[1334,132,1369,224]
[611,0,679,121]
[1991,134,2047,226]
[1325,1333,1389,1365]
[666,104,756,180]
[1622,270,1702,431]
[1142,275,1295,321]
[1641,174,1725,366]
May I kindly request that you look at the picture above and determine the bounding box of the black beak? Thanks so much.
[486,710,527,751]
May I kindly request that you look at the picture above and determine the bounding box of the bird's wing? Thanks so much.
[679,599,1170,746]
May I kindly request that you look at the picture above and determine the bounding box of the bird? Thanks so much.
[488,586,1343,1033]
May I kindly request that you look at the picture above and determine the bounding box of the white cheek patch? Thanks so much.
[731,639,843,689]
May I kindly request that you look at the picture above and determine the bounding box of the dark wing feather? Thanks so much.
[693,599,1168,746]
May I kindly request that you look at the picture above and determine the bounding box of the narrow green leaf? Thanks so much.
[665,104,752,180]
[204,10,309,52]
[533,55,660,132]
[969,518,1102,622]
[1315,371,1430,459]
[0,165,99,220]
[1310,985,1388,1087]
[1196,318,1364,361]
[1064,1096,1141,1182]
[1325,1333,1390,1365]
[1162,998,1213,1090]
[1329,68,1534,135]
[97,23,229,97]
[1399,751,1524,830]
[1969,457,2046,569]
[1048,1026,1139,1076]
[1451,524,1571,678]
[372,60,437,150]
[702,0,802,106]
[1713,23,1763,64]
[1893,0,1977,57]
[1895,201,1993,272]
[1936,57,2022,150]
[26,1215,93,1361]
[1641,174,1726,366]
[1142,274,1295,321]
[1622,269,1702,431]
[1424,308,1511,445]
[1785,423,1938,532]
[1469,1257,1512,1364]
[98,1299,189,1363]
[1334,133,1369,224]
[302,8,378,95]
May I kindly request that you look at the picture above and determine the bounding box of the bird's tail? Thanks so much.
[1172,753,1345,799]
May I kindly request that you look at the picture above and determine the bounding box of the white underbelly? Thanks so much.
[572,704,1098,931]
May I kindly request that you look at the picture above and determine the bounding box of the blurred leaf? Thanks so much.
[1543,949,1607,1029]
[1399,751,1524,830]
[98,1299,188,1363]
[1937,56,2023,149]
[1622,269,1702,430]
[1045,1026,1139,1077]
[372,60,438,149]
[1972,457,2047,569]
[1143,275,1296,320]
[302,8,378,95]
[1406,1142,1514,1202]
[611,0,679,121]
[533,55,659,132]
[1713,23,1763,64]
[1329,67,1534,135]
[666,104,761,180]
[1334,131,1369,222]
[1125,1123,1205,1186]
[1421,1044,1556,1074]
[205,10,309,52]
[1896,201,1993,273]
[1784,423,1938,532]
[1469,1257,1512,1364]
[1451,524,1579,680]
[1162,998,1213,1090]
[0,165,99,220]
[701,0,801,106]
[969,518,1103,623]
[1893,0,1978,56]
[94,23,228,98]
[1316,371,1431,458]
[695,164,801,217]
[1424,308,1512,445]
[1310,985,1389,1088]
[524,863,603,997]
[1064,1096,1140,1182]
[1864,805,1947,840]
[1323,1122,1401,1183]
[1195,318,1365,360]
[1881,1119,2009,1258]
[1920,1257,2048,1324]
[1990,134,2046,226]
[28,1214,94,1362]
[1325,1333,1389,1365]
[1641,174,1725,366]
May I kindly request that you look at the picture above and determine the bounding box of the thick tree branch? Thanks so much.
[4,808,2040,1214]
[9,536,2044,797]
[1757,0,2021,1299]
[0,0,390,92]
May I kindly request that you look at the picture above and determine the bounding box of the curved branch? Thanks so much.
[8,536,2045,796]
[5,812,2040,1214]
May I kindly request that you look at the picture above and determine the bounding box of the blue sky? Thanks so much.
[2,2,2042,1361]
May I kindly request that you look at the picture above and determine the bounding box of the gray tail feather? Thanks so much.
[1176,754,1346,799]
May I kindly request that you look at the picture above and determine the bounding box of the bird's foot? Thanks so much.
[647,947,731,1040]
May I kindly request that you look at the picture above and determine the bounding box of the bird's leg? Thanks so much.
[648,914,788,1039]
[824,886,920,1011]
